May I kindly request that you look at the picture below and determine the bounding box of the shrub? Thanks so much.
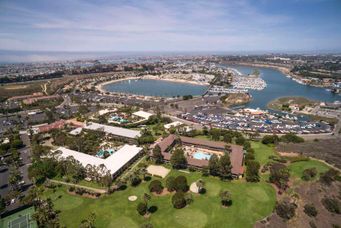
[322,197,340,214]
[188,167,196,172]
[148,180,163,194]
[137,202,148,216]
[275,201,296,220]
[269,163,290,190]
[75,188,85,195]
[287,155,309,163]
[172,192,186,209]
[304,204,317,217]
[302,168,317,181]
[272,157,287,163]
[320,169,339,185]
[68,186,75,192]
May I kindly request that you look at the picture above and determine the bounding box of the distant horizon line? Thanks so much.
[1,49,341,55]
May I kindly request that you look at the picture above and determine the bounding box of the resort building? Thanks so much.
[132,110,153,120]
[153,135,244,178]
[84,122,141,141]
[37,120,66,133]
[55,144,143,178]
[164,121,183,129]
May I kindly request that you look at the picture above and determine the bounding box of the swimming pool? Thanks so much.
[193,151,211,160]
[96,149,115,158]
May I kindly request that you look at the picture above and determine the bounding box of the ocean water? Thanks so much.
[226,65,341,109]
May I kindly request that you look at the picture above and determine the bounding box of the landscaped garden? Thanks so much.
[30,128,339,228]
[43,169,276,228]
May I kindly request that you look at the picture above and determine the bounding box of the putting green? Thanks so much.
[246,187,270,202]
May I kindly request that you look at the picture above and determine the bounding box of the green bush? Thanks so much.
[302,168,318,181]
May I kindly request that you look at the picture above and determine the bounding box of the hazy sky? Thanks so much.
[0,0,340,52]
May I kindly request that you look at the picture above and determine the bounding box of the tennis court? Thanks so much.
[0,207,37,228]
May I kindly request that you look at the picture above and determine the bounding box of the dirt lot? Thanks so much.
[276,138,341,169]
[0,81,45,100]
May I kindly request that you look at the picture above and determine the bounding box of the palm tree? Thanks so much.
[139,167,147,181]
[143,193,151,206]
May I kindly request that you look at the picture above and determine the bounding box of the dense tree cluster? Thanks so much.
[208,153,232,180]
[170,148,187,169]
[166,175,190,209]
[51,129,104,154]
[138,129,156,145]
[32,198,60,227]
[152,145,163,164]
[245,160,260,182]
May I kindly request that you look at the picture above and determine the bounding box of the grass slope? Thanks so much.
[44,170,276,228]
[251,141,277,166]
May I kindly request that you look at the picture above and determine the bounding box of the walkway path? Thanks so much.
[48,179,107,194]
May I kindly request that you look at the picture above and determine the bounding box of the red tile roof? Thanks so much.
[38,120,66,133]
[155,135,244,175]
[157,134,177,153]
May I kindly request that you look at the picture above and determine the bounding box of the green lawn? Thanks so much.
[251,142,277,166]
[287,159,330,180]
[43,170,276,228]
